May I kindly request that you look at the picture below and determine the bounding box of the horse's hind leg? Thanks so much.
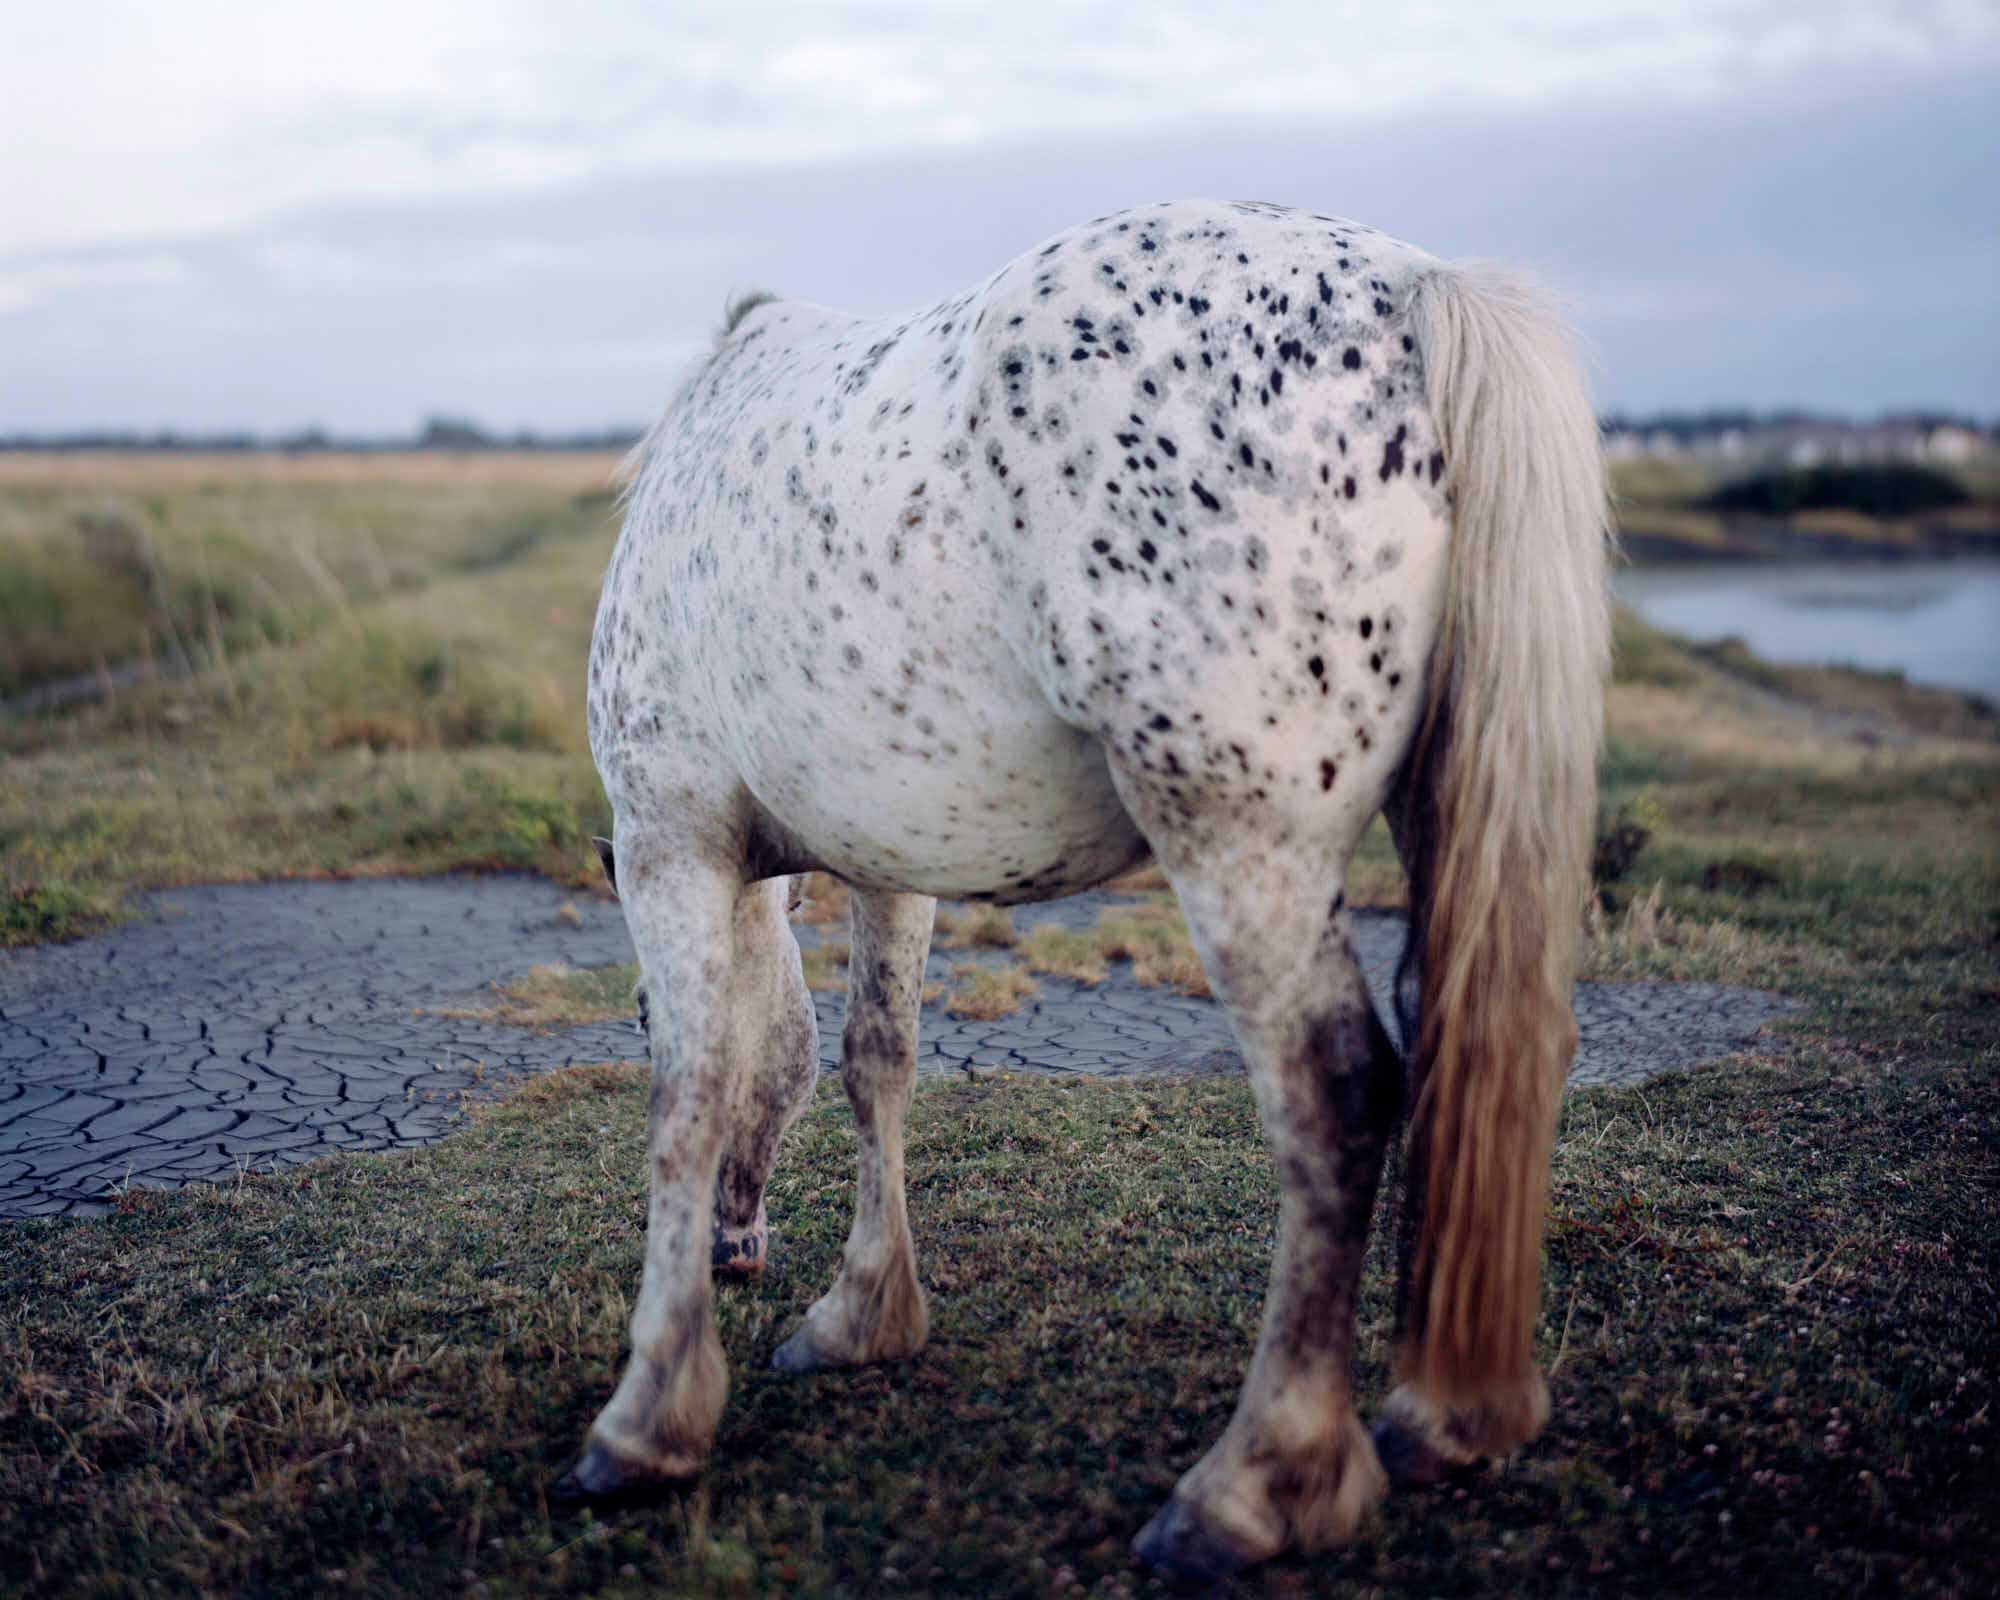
[771,888,936,1372]
[712,877,819,1280]
[557,853,755,1499]
[1122,836,1403,1580]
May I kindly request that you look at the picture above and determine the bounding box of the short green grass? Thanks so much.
[3,1028,1993,1598]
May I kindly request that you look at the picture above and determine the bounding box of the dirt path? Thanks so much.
[0,876,1797,1217]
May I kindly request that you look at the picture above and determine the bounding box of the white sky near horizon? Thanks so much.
[2,0,1996,428]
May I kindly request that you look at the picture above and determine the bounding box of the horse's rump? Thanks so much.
[598,200,1462,899]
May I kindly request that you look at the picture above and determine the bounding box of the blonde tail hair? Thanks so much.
[1389,263,1610,1457]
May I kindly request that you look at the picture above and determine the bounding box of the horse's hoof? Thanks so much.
[1369,1417,1452,1487]
[1132,1495,1257,1584]
[552,1442,687,1507]
[769,1326,830,1374]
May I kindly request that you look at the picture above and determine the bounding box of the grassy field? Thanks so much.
[2,454,1997,1594]
[2,455,622,943]
[4,451,1995,948]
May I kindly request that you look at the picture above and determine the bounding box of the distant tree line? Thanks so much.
[1600,408,1998,443]
[0,416,646,452]
[6,409,1994,454]
[1701,464,1971,517]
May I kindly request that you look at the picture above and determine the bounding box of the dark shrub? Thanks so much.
[1592,802,1654,887]
[1702,464,1969,518]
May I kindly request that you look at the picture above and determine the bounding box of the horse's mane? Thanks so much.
[716,290,778,348]
[618,290,781,498]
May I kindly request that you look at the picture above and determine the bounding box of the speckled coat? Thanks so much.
[592,200,1447,902]
[568,198,1610,1582]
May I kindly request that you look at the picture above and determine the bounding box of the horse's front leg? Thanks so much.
[772,888,936,1371]
[1127,854,1405,1581]
[558,857,743,1499]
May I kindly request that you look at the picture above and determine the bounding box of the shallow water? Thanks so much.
[1614,559,2000,700]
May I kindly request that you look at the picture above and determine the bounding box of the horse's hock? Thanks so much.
[0,875,1798,1218]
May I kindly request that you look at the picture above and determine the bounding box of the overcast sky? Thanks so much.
[3,1,1996,432]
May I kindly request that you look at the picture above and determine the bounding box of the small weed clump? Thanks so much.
[430,962,639,1030]
[941,962,1039,1019]
[1592,792,1662,890]
[936,904,1018,950]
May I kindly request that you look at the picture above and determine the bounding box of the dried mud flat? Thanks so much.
[0,875,1798,1217]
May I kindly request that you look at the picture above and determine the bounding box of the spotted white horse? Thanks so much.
[563,198,1609,1580]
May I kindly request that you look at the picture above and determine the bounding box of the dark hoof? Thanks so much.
[1132,1495,1256,1585]
[1369,1417,1461,1488]
[552,1442,686,1507]
[769,1326,828,1374]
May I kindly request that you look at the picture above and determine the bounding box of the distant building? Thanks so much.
[1924,425,1982,464]
[1600,414,1996,469]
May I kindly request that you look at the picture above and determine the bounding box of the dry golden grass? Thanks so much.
[941,962,1039,1019]
[935,904,1017,949]
[1610,502,1732,548]
[1577,883,1858,988]
[1788,507,1921,544]
[426,963,638,1029]
[798,942,849,993]
[1609,678,1997,770]
[489,1058,646,1110]
[0,449,624,488]
[1607,456,1723,507]
[1019,924,1113,986]
[3,490,624,942]
[0,473,619,707]
[1019,897,1212,998]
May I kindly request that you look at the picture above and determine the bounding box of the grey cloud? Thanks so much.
[2,58,1993,431]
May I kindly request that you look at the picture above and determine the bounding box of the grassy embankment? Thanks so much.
[1,454,624,943]
[1608,456,2000,561]
[1,454,1996,1595]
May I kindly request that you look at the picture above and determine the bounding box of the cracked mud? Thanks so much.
[1,877,1798,1217]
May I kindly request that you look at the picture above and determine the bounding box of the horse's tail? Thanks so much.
[1389,263,1609,1456]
